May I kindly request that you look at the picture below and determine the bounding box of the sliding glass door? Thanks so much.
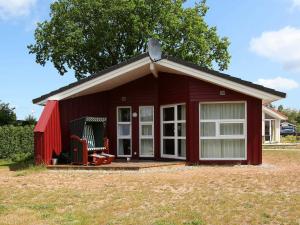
[161,104,186,159]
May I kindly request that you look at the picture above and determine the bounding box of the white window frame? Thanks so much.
[117,106,132,157]
[199,101,247,160]
[139,106,155,157]
[160,103,186,160]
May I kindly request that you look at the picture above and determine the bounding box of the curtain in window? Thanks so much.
[141,139,153,156]
[220,123,243,135]
[200,122,216,136]
[200,103,246,160]
[201,103,245,120]
[140,107,153,122]
[201,139,245,159]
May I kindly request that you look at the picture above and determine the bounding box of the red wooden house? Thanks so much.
[33,53,285,165]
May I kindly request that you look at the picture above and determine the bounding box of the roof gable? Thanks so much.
[33,53,286,105]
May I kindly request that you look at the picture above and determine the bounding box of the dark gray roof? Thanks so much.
[33,53,286,104]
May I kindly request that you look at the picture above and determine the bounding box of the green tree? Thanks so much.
[278,105,283,112]
[0,101,16,126]
[23,114,37,126]
[28,0,230,80]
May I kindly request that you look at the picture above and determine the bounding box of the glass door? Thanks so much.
[139,106,154,157]
[161,104,186,159]
[265,120,271,142]
[117,107,131,157]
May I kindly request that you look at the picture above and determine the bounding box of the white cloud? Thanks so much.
[0,0,36,20]
[292,0,300,9]
[256,77,299,91]
[250,26,300,72]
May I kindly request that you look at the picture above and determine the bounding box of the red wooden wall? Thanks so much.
[34,100,62,164]
[59,92,108,152]
[187,78,262,165]
[37,73,262,165]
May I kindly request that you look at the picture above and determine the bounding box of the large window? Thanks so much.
[117,107,131,156]
[161,104,186,159]
[199,102,246,160]
[139,106,154,157]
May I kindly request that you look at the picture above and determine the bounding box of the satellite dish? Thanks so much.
[148,39,162,61]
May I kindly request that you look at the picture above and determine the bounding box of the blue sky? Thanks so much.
[0,0,300,119]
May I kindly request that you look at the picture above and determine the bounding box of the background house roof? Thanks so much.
[263,105,288,120]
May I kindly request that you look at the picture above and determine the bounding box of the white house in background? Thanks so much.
[262,106,288,143]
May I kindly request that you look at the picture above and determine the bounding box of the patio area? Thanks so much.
[47,160,186,171]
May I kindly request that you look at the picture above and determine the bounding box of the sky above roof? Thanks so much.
[0,0,299,119]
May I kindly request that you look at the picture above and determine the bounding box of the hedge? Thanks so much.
[0,125,34,161]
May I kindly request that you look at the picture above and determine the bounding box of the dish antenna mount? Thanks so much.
[148,39,162,61]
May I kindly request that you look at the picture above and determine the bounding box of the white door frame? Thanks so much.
[139,106,155,157]
[116,106,132,157]
[265,119,275,143]
[160,103,186,160]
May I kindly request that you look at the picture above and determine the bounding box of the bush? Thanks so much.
[0,125,34,161]
[281,135,298,143]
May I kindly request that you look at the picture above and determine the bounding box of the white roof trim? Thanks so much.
[156,59,283,103]
[36,57,151,105]
[35,56,284,105]
[263,106,287,120]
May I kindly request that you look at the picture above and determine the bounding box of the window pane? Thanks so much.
[163,123,174,136]
[141,139,154,156]
[141,125,152,136]
[118,108,131,122]
[201,139,222,158]
[177,123,186,137]
[201,104,221,120]
[201,139,245,159]
[200,122,216,137]
[163,107,174,121]
[222,139,245,158]
[221,103,245,119]
[178,139,186,157]
[177,105,186,120]
[118,139,131,155]
[163,139,175,155]
[200,103,245,120]
[220,123,244,135]
[140,107,153,122]
[118,124,130,136]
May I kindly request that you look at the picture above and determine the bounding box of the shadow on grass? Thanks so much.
[8,159,36,171]
[0,158,44,172]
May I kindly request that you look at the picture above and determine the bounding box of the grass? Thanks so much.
[0,150,299,225]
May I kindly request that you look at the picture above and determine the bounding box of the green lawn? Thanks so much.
[0,150,299,225]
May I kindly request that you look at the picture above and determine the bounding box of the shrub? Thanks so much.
[0,125,34,161]
[281,135,298,143]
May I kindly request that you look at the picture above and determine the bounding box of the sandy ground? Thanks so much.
[0,150,299,225]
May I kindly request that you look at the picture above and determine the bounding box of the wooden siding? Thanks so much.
[59,92,108,152]
[108,75,159,159]
[187,78,262,165]
[34,100,62,164]
[36,73,262,165]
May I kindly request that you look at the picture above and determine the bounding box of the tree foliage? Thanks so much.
[277,105,300,131]
[28,0,230,80]
[23,114,37,126]
[0,101,16,126]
